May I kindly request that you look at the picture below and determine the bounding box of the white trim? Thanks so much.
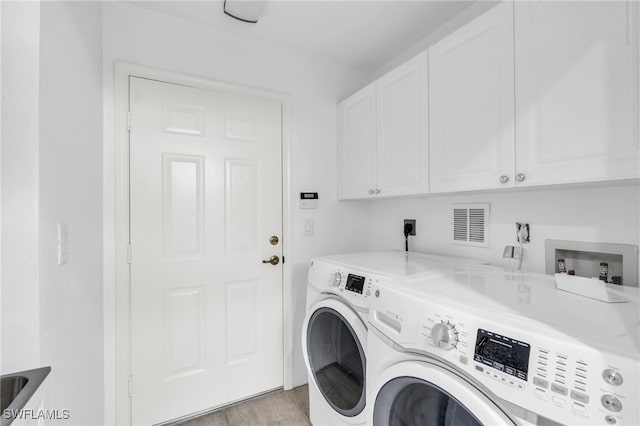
[112,61,293,425]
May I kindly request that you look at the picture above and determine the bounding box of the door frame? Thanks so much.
[113,62,293,425]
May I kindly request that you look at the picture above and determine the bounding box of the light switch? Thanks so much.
[57,223,68,265]
[304,218,314,236]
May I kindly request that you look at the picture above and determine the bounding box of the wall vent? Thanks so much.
[451,203,489,247]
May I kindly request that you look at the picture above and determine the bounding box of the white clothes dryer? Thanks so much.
[367,267,639,426]
[302,251,482,426]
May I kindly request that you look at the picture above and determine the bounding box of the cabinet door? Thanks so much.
[338,83,377,199]
[376,51,429,197]
[515,1,639,186]
[429,1,515,193]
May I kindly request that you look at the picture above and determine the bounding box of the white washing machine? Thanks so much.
[367,268,639,426]
[302,251,482,426]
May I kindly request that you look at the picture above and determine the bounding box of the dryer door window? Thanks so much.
[306,307,366,417]
[373,377,481,426]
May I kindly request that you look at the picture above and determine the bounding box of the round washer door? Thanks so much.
[371,360,518,426]
[302,297,367,418]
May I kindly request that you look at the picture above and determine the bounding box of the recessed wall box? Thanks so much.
[545,240,638,287]
[299,192,318,209]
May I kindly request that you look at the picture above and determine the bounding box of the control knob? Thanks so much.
[331,272,343,287]
[431,321,459,350]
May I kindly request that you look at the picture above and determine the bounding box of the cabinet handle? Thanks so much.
[374,189,381,194]
[368,189,375,195]
[499,175,509,183]
[516,173,526,182]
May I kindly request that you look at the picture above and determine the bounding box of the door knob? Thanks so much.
[262,255,280,265]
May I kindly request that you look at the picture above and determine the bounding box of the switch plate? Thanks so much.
[57,223,68,265]
[304,218,314,236]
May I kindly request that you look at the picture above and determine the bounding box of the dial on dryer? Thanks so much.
[431,321,459,350]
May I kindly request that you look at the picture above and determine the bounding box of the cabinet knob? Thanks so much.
[368,189,375,195]
[516,173,526,182]
[374,189,381,194]
[499,175,509,183]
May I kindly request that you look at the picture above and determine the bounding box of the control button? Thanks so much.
[551,383,568,396]
[430,321,459,350]
[331,272,342,287]
[552,396,566,407]
[533,376,549,389]
[605,415,617,424]
[475,365,484,373]
[601,395,623,413]
[572,403,587,413]
[570,389,589,404]
[602,369,624,386]
[516,383,525,391]
[534,388,546,399]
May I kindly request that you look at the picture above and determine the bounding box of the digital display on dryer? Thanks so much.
[474,329,530,381]
[345,274,366,294]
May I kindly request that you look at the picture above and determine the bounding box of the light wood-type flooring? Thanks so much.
[172,385,311,426]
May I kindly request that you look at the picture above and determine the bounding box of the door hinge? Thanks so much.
[127,244,132,264]
[126,112,132,131]
[128,375,133,397]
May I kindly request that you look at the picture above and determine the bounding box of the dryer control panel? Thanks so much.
[308,259,378,311]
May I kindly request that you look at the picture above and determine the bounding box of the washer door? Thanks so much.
[302,298,366,418]
[372,361,517,426]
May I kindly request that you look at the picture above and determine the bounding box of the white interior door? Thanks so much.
[129,76,283,425]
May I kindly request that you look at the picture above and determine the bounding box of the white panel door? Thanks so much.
[376,52,429,197]
[515,1,639,186]
[337,83,377,199]
[429,1,515,192]
[129,77,283,425]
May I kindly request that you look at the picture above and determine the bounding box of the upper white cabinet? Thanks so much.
[337,83,376,200]
[340,1,639,198]
[428,1,515,193]
[514,1,639,186]
[338,52,428,199]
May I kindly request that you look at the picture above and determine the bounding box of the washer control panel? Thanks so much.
[412,299,638,426]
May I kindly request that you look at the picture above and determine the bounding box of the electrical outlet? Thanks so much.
[516,223,530,243]
[404,219,416,236]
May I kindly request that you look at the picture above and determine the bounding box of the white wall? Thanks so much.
[1,0,41,374]
[101,2,372,420]
[1,3,104,424]
[367,184,640,276]
[38,2,104,424]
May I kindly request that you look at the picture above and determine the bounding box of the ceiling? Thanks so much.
[130,1,476,74]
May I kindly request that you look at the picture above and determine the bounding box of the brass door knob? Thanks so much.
[262,255,280,265]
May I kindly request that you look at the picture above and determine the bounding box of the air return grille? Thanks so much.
[452,203,489,247]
